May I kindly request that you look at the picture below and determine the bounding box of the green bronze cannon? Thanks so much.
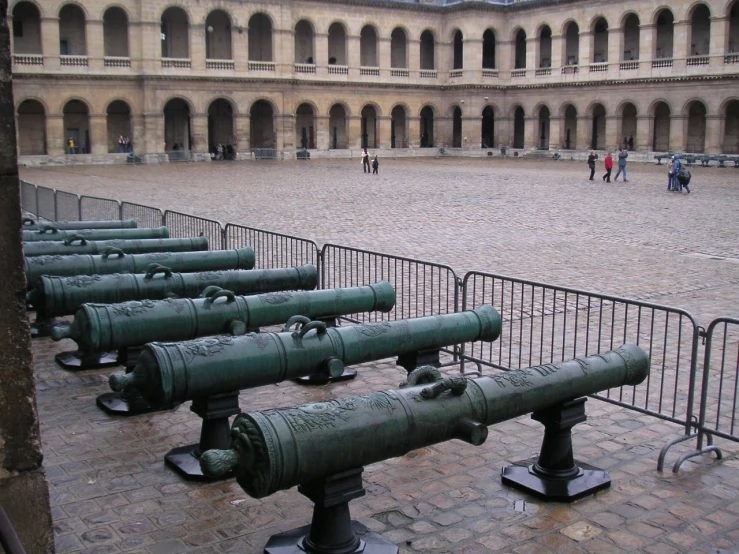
[109,305,502,480]
[22,226,169,242]
[23,236,208,257]
[25,247,256,288]
[29,264,317,319]
[201,345,650,554]
[22,219,138,230]
[89,282,396,414]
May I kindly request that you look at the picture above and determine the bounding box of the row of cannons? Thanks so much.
[24,218,651,554]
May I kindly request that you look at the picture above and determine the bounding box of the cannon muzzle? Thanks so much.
[21,219,138,231]
[109,305,502,407]
[200,345,649,497]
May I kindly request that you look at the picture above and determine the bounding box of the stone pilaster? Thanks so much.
[89,113,107,154]
[87,19,104,69]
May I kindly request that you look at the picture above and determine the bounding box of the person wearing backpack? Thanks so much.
[673,154,690,193]
[614,148,628,182]
[587,150,598,180]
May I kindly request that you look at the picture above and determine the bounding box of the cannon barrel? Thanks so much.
[23,236,208,257]
[52,281,396,352]
[110,305,502,407]
[200,345,649,498]
[30,264,317,318]
[22,219,138,231]
[22,226,169,242]
[24,247,256,286]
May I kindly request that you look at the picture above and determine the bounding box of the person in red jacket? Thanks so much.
[602,152,613,182]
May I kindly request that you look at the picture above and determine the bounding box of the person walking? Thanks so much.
[587,150,598,180]
[362,148,370,173]
[614,148,628,182]
[372,154,379,174]
[667,155,675,191]
[602,151,613,182]
[673,154,690,193]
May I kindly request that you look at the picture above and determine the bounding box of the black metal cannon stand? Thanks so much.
[294,318,357,386]
[264,468,398,554]
[30,316,61,338]
[501,398,611,502]
[55,349,119,370]
[165,391,240,481]
[396,348,440,373]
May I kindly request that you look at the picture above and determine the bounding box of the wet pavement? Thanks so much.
[22,158,739,553]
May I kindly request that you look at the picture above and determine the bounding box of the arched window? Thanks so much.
[248,13,272,62]
[295,20,314,65]
[391,28,407,69]
[514,30,526,69]
[205,10,232,60]
[539,26,551,67]
[12,2,42,55]
[420,30,435,70]
[453,30,463,70]
[360,26,378,67]
[59,4,87,56]
[161,7,189,58]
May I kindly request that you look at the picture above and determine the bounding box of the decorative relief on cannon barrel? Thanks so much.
[357,321,392,337]
[183,335,235,361]
[244,332,272,350]
[162,297,187,314]
[29,255,64,265]
[197,271,223,281]
[277,394,398,435]
[492,369,535,389]
[145,253,172,262]
[261,291,294,305]
[64,274,102,288]
[111,300,157,317]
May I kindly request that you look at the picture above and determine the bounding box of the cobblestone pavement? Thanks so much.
[22,159,739,553]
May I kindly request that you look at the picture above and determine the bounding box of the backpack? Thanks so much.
[677,167,691,185]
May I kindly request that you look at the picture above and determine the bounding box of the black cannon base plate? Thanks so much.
[264,521,398,554]
[165,444,233,482]
[96,392,176,416]
[501,457,610,502]
[30,318,61,338]
[294,369,357,386]
[56,350,119,370]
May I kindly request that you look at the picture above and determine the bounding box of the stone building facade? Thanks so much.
[8,0,739,161]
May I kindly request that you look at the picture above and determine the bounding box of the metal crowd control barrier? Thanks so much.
[163,210,224,250]
[659,317,738,472]
[55,190,81,221]
[20,180,38,218]
[461,271,701,432]
[36,186,55,221]
[321,244,459,325]
[80,196,121,221]
[121,202,164,228]
[225,223,319,271]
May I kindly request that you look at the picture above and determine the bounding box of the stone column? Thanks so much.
[526,37,537,71]
[579,31,592,66]
[636,115,652,151]
[315,32,328,77]
[709,17,728,68]
[131,114,145,153]
[639,24,654,67]
[233,26,249,72]
[705,114,722,154]
[316,115,329,150]
[408,37,420,73]
[465,37,482,81]
[190,23,205,70]
[348,115,362,149]
[347,35,360,77]
[672,21,689,70]
[0,4,55,551]
[89,113,108,155]
[87,19,104,69]
[497,39,512,75]
[378,115,392,148]
[378,36,391,79]
[608,27,622,64]
[549,116,562,149]
[40,16,60,69]
[464,113,481,149]
[46,114,66,156]
[605,114,619,151]
[138,21,160,73]
[408,114,420,149]
[191,113,208,152]
[576,114,590,150]
[524,115,537,149]
[497,114,511,148]
[669,115,686,152]
[234,113,250,151]
[550,34,563,69]
[277,114,294,151]
[143,111,162,153]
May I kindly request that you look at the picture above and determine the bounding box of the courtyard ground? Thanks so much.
[21,158,739,553]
